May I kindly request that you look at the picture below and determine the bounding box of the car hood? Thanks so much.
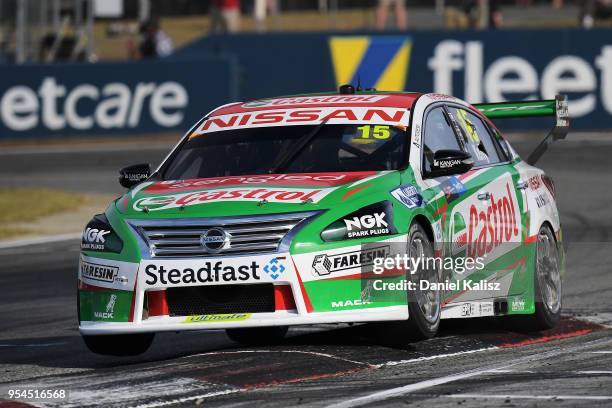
[116,171,400,218]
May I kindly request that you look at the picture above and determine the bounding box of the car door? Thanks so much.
[442,105,527,301]
[421,105,483,301]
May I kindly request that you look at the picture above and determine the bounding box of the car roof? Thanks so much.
[209,91,423,117]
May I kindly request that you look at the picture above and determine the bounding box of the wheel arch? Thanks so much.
[411,213,434,243]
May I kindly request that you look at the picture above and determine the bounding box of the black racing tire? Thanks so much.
[379,222,440,344]
[508,223,562,332]
[82,333,155,356]
[225,326,288,345]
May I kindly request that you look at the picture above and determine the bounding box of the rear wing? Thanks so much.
[473,95,569,165]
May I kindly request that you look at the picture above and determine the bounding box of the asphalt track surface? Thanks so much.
[0,135,611,407]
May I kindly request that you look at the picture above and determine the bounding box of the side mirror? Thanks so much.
[428,150,474,178]
[119,163,151,188]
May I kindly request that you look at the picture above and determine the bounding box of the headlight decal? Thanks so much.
[321,202,396,242]
[81,213,124,253]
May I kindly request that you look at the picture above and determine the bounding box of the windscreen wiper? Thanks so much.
[268,118,329,174]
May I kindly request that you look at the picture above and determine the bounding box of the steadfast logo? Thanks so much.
[0,77,188,131]
[143,261,261,286]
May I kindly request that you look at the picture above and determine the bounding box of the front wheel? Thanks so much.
[226,326,288,345]
[82,333,155,356]
[379,222,440,343]
[508,224,562,331]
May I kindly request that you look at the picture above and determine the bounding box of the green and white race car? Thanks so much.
[78,87,568,356]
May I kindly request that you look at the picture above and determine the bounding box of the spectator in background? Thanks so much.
[581,0,612,28]
[445,0,501,29]
[128,18,173,59]
[210,0,241,34]
[375,0,408,30]
[464,0,502,28]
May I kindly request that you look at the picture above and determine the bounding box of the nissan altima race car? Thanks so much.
[78,86,568,356]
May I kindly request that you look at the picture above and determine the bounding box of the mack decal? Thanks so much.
[94,294,117,320]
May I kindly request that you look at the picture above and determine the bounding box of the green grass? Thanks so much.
[0,227,32,239]
[0,187,89,238]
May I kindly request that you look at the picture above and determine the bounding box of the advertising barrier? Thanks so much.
[0,57,237,139]
[1,28,610,139]
[175,28,612,130]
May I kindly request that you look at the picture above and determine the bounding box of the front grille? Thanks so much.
[131,213,312,258]
[166,284,275,316]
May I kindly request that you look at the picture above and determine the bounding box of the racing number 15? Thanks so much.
[356,125,391,140]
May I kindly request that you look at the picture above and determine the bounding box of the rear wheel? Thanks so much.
[509,224,562,331]
[380,222,440,343]
[226,326,288,345]
[82,333,155,356]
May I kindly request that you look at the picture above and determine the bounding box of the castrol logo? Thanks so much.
[467,182,520,258]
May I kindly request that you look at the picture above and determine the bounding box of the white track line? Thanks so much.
[383,347,498,367]
[325,336,612,408]
[446,394,612,401]
[132,389,241,408]
[484,369,612,375]
[0,233,81,249]
[194,349,375,367]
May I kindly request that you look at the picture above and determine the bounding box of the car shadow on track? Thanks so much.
[0,316,573,372]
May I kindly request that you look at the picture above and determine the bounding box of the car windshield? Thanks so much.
[162,124,408,180]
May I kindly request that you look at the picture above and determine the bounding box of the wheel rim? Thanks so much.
[536,227,562,314]
[408,233,440,324]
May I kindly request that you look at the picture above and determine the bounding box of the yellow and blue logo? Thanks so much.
[329,36,412,91]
